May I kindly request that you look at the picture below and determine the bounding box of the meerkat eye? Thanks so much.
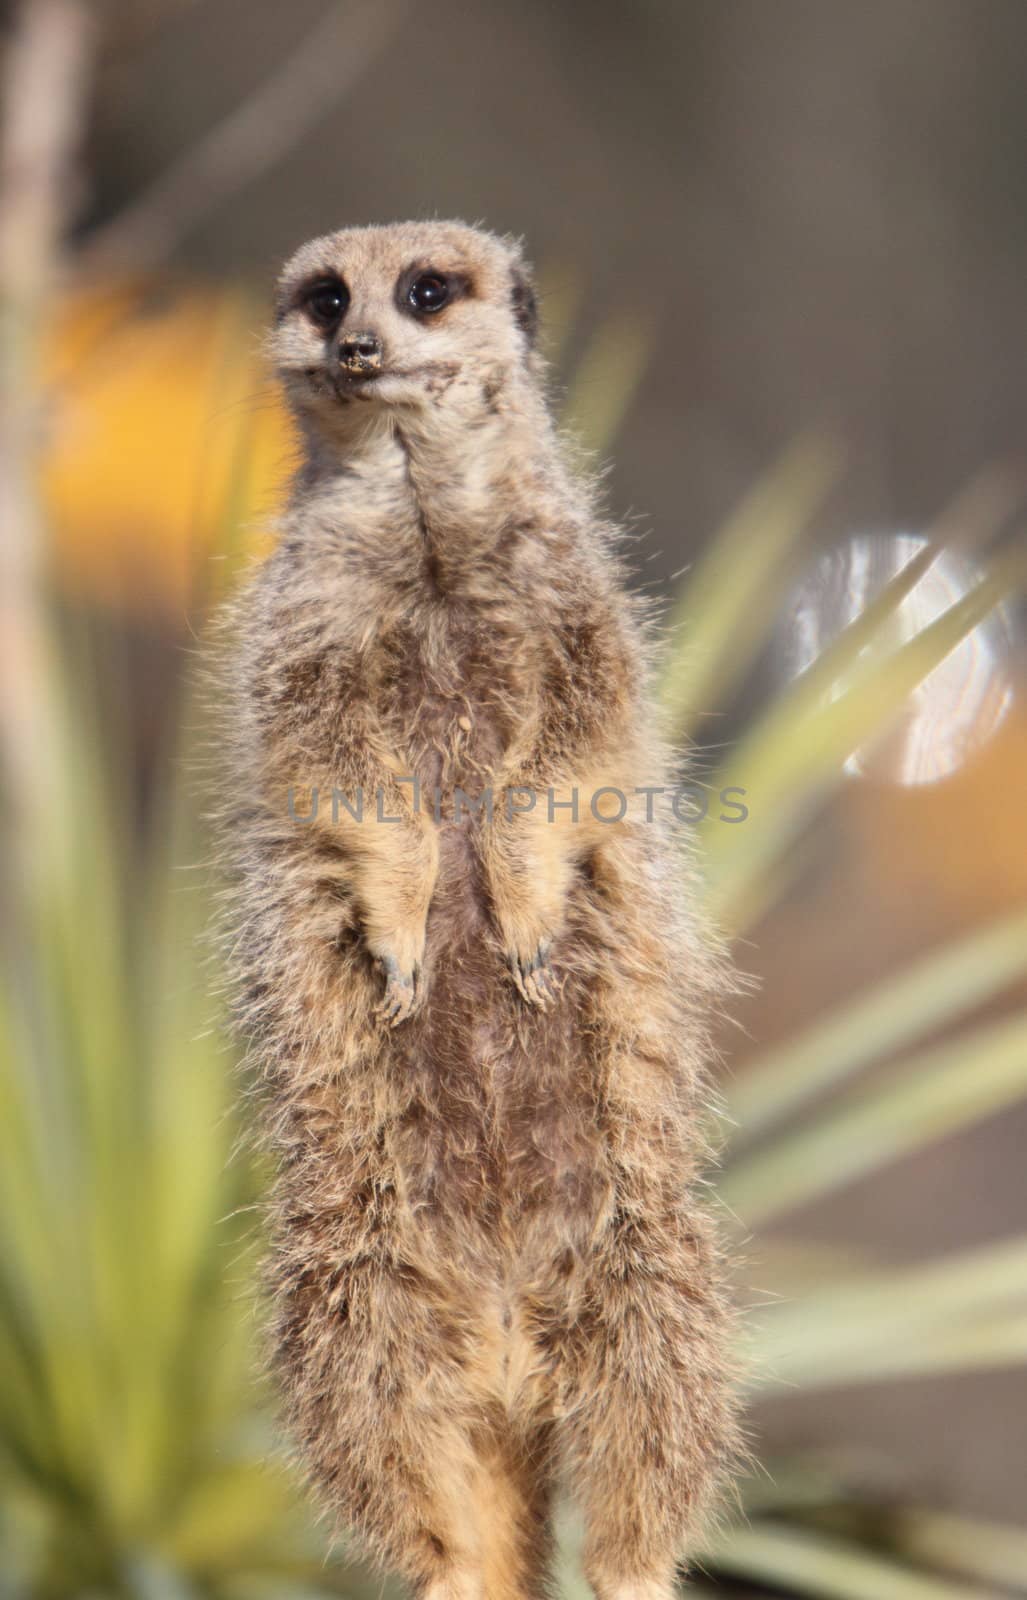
[305,279,349,329]
[408,273,450,314]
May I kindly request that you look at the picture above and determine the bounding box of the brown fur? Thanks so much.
[214,221,741,1599]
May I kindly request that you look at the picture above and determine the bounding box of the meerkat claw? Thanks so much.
[376,956,422,1026]
[511,941,555,1009]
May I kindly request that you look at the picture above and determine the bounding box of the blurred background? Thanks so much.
[1,1,1025,1595]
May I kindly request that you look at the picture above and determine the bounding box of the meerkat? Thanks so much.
[215,220,740,1600]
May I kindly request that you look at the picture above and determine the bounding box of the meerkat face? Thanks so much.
[270,221,539,431]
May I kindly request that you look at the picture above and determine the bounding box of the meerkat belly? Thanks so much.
[409,813,609,1284]
[381,632,610,1375]
[383,624,513,959]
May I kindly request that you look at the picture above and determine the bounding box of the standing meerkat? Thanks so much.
[216,221,740,1600]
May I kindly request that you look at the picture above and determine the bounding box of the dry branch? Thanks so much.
[0,0,94,853]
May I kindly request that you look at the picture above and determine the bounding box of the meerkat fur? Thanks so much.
[214,220,741,1600]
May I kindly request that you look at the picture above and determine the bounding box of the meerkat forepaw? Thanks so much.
[376,954,423,1026]
[510,939,557,1010]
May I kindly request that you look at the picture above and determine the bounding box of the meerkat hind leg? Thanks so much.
[420,1572,483,1600]
[471,1419,555,1600]
[416,1426,551,1600]
[393,1433,486,1600]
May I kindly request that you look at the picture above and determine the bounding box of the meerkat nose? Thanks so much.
[339,332,383,374]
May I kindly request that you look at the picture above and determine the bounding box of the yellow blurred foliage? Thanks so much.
[39,281,294,614]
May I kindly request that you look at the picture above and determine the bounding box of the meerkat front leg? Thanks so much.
[326,772,437,1022]
[485,771,631,1008]
[273,753,438,1024]
[485,607,639,1009]
[483,789,577,1008]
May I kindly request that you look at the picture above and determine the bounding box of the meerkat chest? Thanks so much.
[371,600,535,796]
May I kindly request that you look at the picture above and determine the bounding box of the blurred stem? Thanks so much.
[0,0,94,890]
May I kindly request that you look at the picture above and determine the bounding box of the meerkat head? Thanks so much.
[270,220,540,438]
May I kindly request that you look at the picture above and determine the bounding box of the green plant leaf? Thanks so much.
[659,435,841,737]
[747,1234,1027,1392]
[729,906,1027,1142]
[560,309,654,455]
[704,549,1023,928]
[890,1508,1027,1592]
[722,1010,1027,1226]
[702,1520,993,1600]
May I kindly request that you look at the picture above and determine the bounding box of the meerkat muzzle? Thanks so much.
[338,331,383,376]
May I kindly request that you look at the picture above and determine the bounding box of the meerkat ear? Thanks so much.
[509,261,539,348]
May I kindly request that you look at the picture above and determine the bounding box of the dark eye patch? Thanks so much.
[301,276,350,330]
[408,273,449,312]
[395,265,471,320]
[274,273,349,329]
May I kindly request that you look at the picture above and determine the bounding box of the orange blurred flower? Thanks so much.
[39,280,293,614]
